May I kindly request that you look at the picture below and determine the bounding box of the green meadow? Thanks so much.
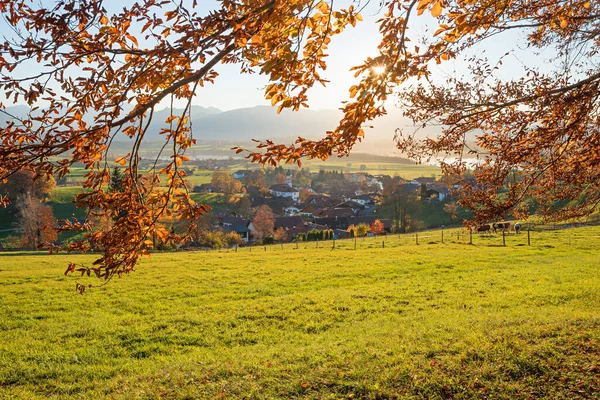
[299,160,440,179]
[0,227,599,399]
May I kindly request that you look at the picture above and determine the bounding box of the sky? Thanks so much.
[2,0,558,113]
[179,0,554,112]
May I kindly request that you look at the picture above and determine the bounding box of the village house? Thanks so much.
[350,194,374,206]
[193,183,218,193]
[274,216,305,230]
[284,205,302,216]
[424,186,450,201]
[269,184,300,202]
[232,169,251,179]
[220,216,251,242]
[313,207,355,219]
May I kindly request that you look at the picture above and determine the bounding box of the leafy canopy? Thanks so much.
[0,0,598,281]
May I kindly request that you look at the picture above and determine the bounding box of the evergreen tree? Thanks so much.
[110,167,125,193]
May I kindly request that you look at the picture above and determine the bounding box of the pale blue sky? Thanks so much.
[3,1,556,112]
[159,0,557,111]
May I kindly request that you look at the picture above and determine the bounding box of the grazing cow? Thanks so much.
[493,222,511,234]
[477,224,491,234]
[514,222,522,234]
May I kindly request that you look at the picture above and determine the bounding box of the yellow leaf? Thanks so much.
[127,34,138,47]
[115,156,127,166]
[100,15,108,25]
[560,18,567,29]
[317,1,329,14]
[271,93,280,106]
[431,1,443,18]
[584,1,590,8]
[417,0,431,16]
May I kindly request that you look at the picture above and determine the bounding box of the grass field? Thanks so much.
[0,226,599,399]
[300,160,440,179]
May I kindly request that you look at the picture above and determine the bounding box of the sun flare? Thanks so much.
[371,65,386,75]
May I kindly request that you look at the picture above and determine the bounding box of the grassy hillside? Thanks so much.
[0,228,599,398]
[0,187,87,239]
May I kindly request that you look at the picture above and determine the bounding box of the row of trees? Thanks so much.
[297,229,335,242]
[197,231,243,250]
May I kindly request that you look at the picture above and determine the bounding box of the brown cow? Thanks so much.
[477,224,491,234]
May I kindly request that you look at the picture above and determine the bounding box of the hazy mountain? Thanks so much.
[164,105,343,141]
[148,105,443,142]
[146,105,222,137]
[2,103,448,152]
[1,105,31,120]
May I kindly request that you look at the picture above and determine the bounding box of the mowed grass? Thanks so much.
[0,228,599,399]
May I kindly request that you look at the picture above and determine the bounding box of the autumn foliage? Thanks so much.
[370,219,385,236]
[251,205,275,241]
[0,0,598,281]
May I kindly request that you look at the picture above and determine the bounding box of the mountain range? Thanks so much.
[2,104,440,144]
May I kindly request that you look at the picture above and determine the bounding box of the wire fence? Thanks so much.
[205,221,600,254]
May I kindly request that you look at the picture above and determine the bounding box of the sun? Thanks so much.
[371,65,386,75]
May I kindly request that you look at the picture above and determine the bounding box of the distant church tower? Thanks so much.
[286,174,293,187]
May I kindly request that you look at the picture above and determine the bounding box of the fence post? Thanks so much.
[281,243,283,250]
[469,230,472,245]
[296,240,299,249]
[527,228,531,246]
[416,233,419,245]
[332,239,335,250]
[502,229,506,246]
[354,238,357,250]
[264,245,266,252]
[382,240,385,248]
[235,244,238,252]
[442,230,444,243]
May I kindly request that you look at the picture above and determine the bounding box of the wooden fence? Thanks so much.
[209,221,600,254]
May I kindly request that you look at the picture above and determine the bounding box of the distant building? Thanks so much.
[220,216,251,242]
[284,206,301,216]
[425,187,449,201]
[232,170,251,179]
[350,194,374,206]
[413,176,437,185]
[274,216,305,230]
[269,184,299,202]
[193,183,217,193]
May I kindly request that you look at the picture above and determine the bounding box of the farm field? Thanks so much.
[300,159,440,178]
[0,227,599,398]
